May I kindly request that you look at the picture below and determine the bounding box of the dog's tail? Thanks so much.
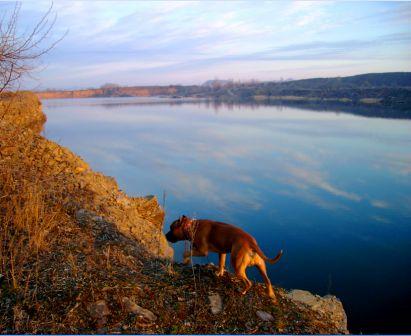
[253,244,283,265]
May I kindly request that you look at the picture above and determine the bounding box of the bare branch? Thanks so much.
[0,2,64,94]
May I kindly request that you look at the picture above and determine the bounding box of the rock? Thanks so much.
[75,209,89,223]
[87,300,110,328]
[87,300,110,319]
[121,297,157,321]
[286,289,348,334]
[208,292,222,314]
[122,297,138,313]
[256,310,274,322]
[92,215,104,222]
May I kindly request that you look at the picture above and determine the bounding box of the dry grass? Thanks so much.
[1,94,61,292]
[0,93,71,332]
[0,173,66,290]
[0,101,69,325]
[0,92,164,333]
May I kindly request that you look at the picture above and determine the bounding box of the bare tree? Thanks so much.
[0,3,64,94]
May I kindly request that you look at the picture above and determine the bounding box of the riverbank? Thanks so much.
[0,92,348,334]
[36,72,411,116]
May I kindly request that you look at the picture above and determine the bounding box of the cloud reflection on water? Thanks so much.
[43,98,411,217]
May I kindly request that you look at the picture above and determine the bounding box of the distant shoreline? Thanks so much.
[38,93,411,120]
[36,72,411,117]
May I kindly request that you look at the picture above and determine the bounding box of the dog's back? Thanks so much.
[198,219,257,253]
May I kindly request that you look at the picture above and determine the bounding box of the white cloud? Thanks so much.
[286,165,362,202]
[14,1,411,88]
[370,200,390,209]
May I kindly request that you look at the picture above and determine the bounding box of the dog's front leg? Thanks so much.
[216,253,226,276]
[182,248,208,265]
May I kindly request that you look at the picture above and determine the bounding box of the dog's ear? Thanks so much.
[177,215,187,227]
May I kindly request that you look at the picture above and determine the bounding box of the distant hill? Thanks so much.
[268,72,411,89]
[199,72,411,112]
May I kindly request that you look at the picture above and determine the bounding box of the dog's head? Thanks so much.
[165,215,190,243]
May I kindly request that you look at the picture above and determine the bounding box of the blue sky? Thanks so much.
[7,1,411,89]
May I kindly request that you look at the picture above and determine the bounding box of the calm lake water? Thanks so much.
[42,97,411,333]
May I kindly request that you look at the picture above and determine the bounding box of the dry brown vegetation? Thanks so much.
[0,92,167,332]
[0,92,347,334]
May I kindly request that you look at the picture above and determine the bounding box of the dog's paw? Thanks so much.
[238,287,249,295]
[215,270,225,277]
[270,296,278,304]
[183,257,191,265]
[268,291,278,304]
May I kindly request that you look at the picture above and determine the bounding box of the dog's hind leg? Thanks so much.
[237,264,252,295]
[255,256,277,302]
[216,253,226,276]
[231,249,252,295]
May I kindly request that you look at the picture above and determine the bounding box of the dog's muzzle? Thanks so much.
[165,231,178,243]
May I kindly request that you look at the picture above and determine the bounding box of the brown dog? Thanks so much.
[165,215,283,301]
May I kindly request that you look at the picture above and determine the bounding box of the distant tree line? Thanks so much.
[174,72,411,111]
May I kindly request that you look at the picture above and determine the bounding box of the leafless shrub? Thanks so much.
[0,3,64,94]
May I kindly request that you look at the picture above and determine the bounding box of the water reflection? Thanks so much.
[42,97,411,333]
[43,96,411,119]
